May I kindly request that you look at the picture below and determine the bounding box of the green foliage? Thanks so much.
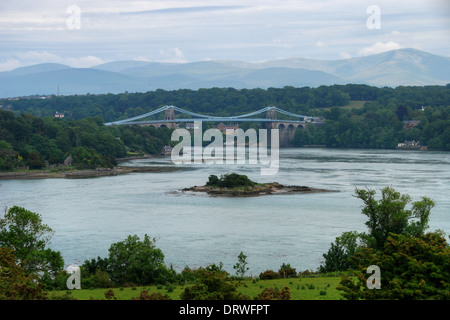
[338,232,450,300]
[278,263,297,278]
[233,251,249,278]
[0,247,47,300]
[320,231,361,273]
[179,264,249,300]
[107,234,171,286]
[259,270,280,280]
[1,84,450,171]
[0,206,64,278]
[0,110,173,171]
[206,173,256,188]
[355,186,434,250]
[321,187,436,276]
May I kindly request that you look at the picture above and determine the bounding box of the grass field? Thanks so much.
[312,100,367,111]
[51,276,345,300]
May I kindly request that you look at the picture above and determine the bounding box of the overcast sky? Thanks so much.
[0,0,449,71]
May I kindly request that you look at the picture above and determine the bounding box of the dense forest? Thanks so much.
[0,112,173,170]
[4,84,450,122]
[0,84,449,170]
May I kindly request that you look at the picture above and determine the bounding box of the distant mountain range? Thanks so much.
[1,48,449,98]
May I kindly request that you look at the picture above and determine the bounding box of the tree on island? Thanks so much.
[206,173,256,188]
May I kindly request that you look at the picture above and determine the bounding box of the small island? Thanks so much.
[182,173,337,197]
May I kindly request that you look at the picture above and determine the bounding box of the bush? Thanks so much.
[180,264,249,300]
[94,270,115,288]
[259,270,280,280]
[133,290,171,300]
[278,263,297,278]
[104,289,116,300]
[254,287,291,300]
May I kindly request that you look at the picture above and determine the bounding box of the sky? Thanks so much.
[0,0,449,71]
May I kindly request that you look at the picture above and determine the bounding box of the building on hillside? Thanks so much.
[161,145,173,155]
[186,122,200,130]
[64,154,73,166]
[217,123,239,133]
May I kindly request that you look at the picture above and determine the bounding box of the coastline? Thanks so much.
[182,183,338,197]
[0,165,178,180]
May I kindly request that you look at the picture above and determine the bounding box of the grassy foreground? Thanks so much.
[51,276,344,300]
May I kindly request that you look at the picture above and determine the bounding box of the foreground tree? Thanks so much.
[354,186,434,250]
[0,206,64,277]
[107,234,174,286]
[233,251,249,278]
[320,231,361,273]
[0,247,47,300]
[338,232,450,300]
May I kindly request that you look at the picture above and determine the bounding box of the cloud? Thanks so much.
[158,48,187,63]
[0,59,21,72]
[340,52,352,59]
[0,51,105,71]
[0,1,448,65]
[134,56,152,62]
[358,42,403,56]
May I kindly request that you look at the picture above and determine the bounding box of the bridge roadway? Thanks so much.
[114,118,308,125]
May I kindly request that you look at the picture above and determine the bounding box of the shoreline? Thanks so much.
[182,183,338,197]
[0,165,179,180]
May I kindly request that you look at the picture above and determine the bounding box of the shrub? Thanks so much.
[278,263,297,278]
[104,289,116,300]
[180,264,248,300]
[94,270,114,288]
[254,287,291,300]
[133,290,171,300]
[259,270,280,280]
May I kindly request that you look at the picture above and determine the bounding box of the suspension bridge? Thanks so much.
[104,105,323,145]
[105,105,321,126]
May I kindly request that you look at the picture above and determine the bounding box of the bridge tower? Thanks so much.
[264,107,277,130]
[163,107,176,129]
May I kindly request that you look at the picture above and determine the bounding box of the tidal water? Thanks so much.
[1,148,449,275]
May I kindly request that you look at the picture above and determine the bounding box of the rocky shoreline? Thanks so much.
[182,182,337,197]
[0,166,179,180]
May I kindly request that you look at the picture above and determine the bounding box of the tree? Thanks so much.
[320,231,360,272]
[107,234,170,286]
[278,263,297,278]
[338,232,450,300]
[0,206,64,277]
[355,186,434,250]
[233,251,249,278]
[180,264,249,300]
[26,151,45,169]
[0,247,47,300]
